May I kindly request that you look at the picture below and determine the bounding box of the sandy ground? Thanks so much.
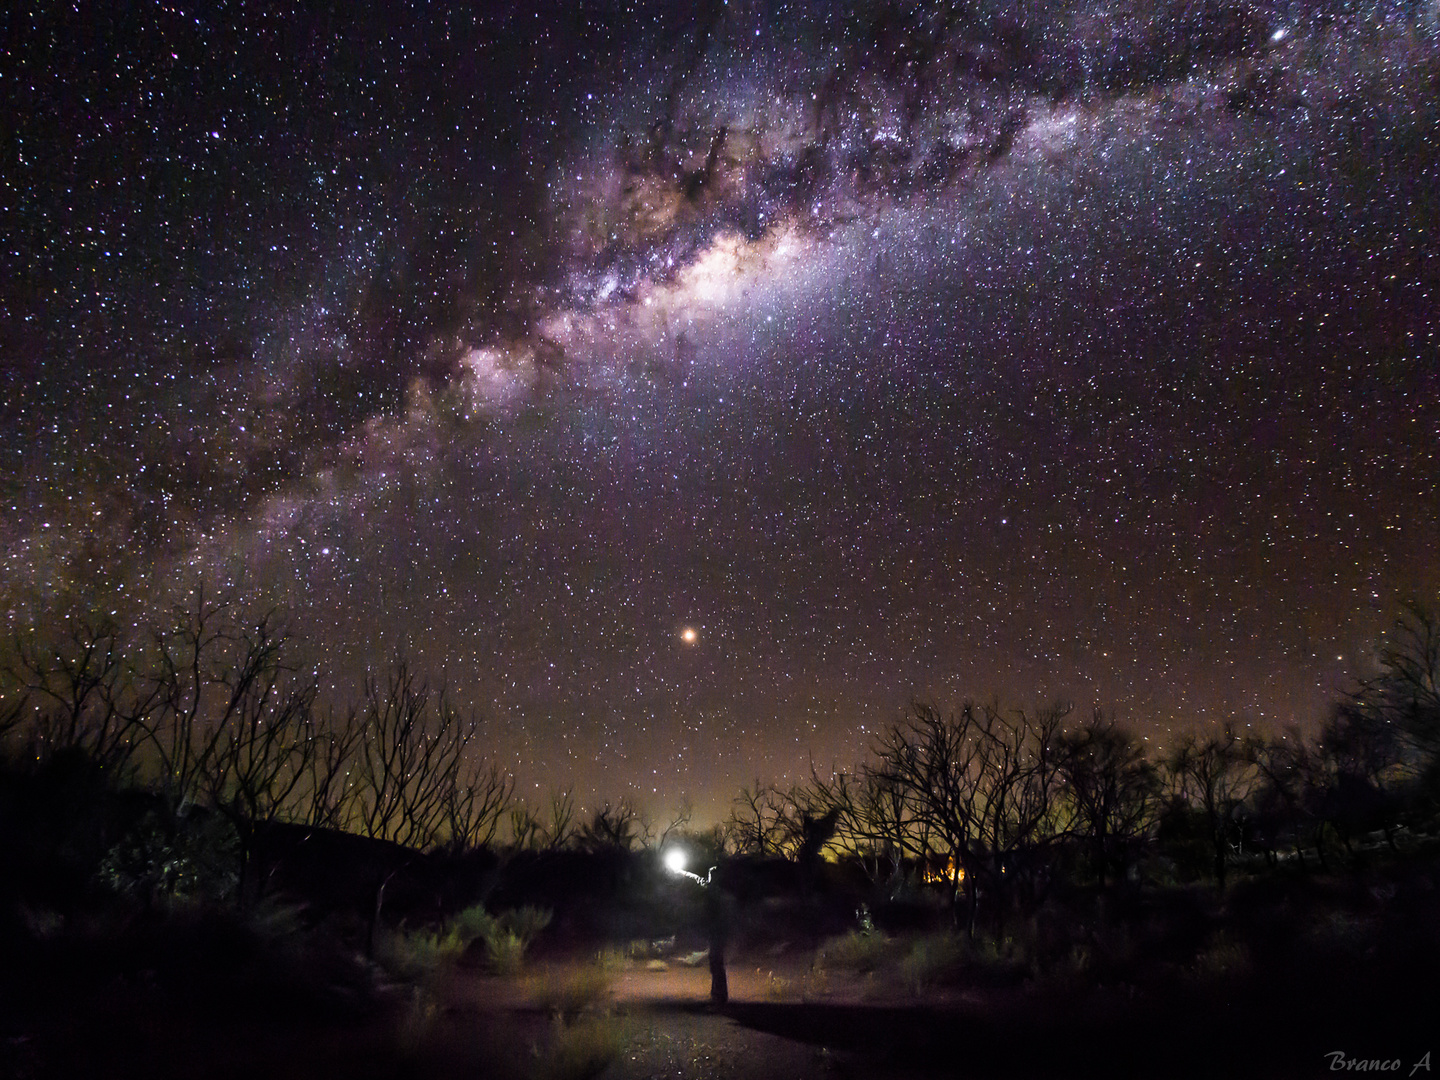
[436,951,1062,1080]
[441,953,916,1080]
[429,947,1435,1080]
[16,947,1427,1080]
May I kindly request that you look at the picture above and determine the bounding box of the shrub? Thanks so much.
[375,926,468,981]
[448,903,552,974]
[817,929,889,973]
[765,972,794,999]
[9,897,374,1022]
[484,928,527,976]
[534,957,616,1021]
[1192,932,1252,981]
[98,808,238,903]
[499,905,553,949]
[799,966,833,1000]
[897,932,964,996]
[594,946,628,976]
[536,1015,631,1080]
[449,903,498,943]
[394,985,441,1057]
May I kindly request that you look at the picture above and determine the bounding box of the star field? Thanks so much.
[3,1,1438,822]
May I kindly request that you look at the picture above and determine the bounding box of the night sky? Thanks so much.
[3,1,1438,822]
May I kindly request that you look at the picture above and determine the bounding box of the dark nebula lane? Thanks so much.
[3,1,1438,821]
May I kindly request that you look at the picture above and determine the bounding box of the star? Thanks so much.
[2,0,1436,824]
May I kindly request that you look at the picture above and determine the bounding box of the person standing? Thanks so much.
[703,866,731,1005]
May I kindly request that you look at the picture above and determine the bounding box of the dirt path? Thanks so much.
[435,950,1425,1080]
[606,1002,845,1080]
[440,955,939,1080]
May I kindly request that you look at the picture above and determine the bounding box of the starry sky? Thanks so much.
[3,1,1438,822]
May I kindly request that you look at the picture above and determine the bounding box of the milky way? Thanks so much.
[3,1,1438,820]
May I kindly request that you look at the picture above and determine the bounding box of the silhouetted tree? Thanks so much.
[0,692,25,746]
[726,780,805,857]
[805,766,926,889]
[1244,728,1318,868]
[870,703,988,933]
[972,703,1069,920]
[8,615,158,774]
[509,788,577,851]
[343,661,514,949]
[1165,724,1254,887]
[576,798,645,853]
[1312,701,1409,854]
[141,588,257,810]
[441,760,515,855]
[197,616,319,901]
[1056,710,1160,888]
[1368,602,1440,753]
[349,662,504,852]
[655,796,694,849]
[866,701,1069,935]
[1347,602,1440,817]
[297,705,364,830]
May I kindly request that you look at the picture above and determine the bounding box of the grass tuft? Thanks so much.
[898,932,964,996]
[535,1015,631,1080]
[817,929,889,973]
[533,956,617,1021]
[375,926,469,982]
[499,905,553,949]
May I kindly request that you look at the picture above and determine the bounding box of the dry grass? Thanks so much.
[531,953,632,1080]
[532,955,618,1022]
[897,932,965,996]
[534,1014,632,1080]
[816,930,889,974]
[374,926,470,982]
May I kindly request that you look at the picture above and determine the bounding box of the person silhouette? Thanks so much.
[702,866,731,1005]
